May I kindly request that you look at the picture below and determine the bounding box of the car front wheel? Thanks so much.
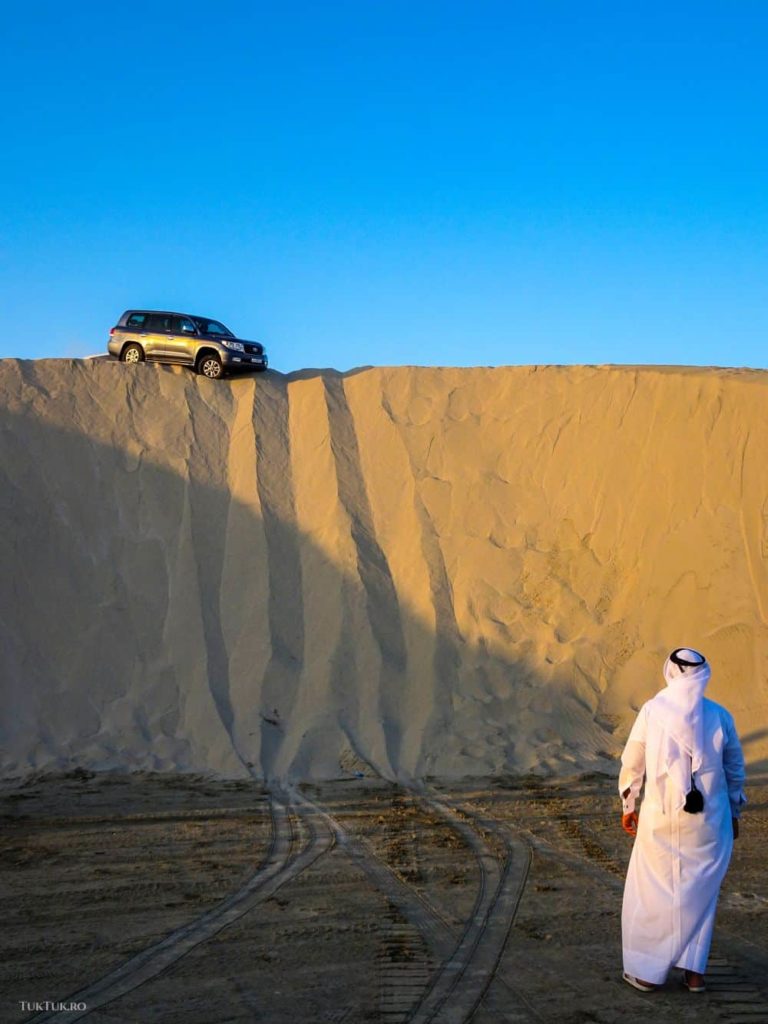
[198,354,224,379]
[121,343,144,364]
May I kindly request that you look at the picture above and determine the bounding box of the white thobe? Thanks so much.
[619,697,746,984]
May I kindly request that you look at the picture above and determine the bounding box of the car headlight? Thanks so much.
[221,340,244,352]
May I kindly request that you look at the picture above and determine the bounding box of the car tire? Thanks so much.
[198,353,224,380]
[121,343,144,364]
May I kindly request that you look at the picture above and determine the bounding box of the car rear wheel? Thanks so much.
[121,343,144,364]
[198,353,224,379]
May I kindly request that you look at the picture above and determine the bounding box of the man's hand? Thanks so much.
[733,817,739,840]
[622,811,639,837]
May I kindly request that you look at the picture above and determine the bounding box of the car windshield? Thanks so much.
[195,318,233,337]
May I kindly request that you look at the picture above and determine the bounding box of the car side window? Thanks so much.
[145,314,172,332]
[203,321,230,335]
[126,313,146,328]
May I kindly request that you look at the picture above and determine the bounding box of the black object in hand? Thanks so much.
[683,774,704,814]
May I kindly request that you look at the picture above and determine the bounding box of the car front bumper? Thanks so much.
[222,351,268,372]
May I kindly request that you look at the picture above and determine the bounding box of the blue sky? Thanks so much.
[1,1,767,370]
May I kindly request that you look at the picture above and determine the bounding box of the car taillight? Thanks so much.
[110,327,115,335]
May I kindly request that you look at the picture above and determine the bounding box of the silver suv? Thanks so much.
[107,310,268,379]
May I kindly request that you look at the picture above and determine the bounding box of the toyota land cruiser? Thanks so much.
[107,311,268,379]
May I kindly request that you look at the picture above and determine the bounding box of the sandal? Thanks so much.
[623,972,657,992]
[682,970,706,993]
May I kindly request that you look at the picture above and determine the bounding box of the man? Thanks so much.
[619,647,746,993]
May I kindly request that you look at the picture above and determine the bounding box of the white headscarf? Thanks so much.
[647,648,711,811]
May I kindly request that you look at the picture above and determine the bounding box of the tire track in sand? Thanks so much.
[301,788,539,1024]
[406,790,534,1024]
[23,793,334,1024]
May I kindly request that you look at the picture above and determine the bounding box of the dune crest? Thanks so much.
[1,360,766,780]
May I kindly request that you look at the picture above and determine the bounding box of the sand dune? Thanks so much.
[1,359,766,781]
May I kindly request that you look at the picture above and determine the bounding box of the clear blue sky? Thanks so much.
[2,1,767,370]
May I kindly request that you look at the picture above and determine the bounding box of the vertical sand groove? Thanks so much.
[323,374,409,778]
[374,376,463,777]
[219,378,272,773]
[323,375,407,670]
[182,383,248,772]
[252,377,305,779]
[284,376,392,778]
[412,493,462,777]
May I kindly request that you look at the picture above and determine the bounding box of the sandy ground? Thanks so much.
[3,770,767,1024]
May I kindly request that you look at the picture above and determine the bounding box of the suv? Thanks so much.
[107,310,268,379]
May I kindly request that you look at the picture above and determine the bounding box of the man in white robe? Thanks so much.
[619,648,746,993]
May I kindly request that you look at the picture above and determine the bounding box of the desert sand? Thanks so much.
[1,359,767,781]
[3,359,768,1024]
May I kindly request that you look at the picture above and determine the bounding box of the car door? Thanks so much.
[169,315,198,364]
[142,313,174,359]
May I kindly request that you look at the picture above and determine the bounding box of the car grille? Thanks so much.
[244,343,263,355]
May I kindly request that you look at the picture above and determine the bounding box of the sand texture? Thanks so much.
[1,359,767,781]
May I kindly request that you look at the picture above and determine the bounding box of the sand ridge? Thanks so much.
[1,359,767,780]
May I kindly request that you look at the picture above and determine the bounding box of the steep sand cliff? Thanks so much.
[1,360,766,780]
